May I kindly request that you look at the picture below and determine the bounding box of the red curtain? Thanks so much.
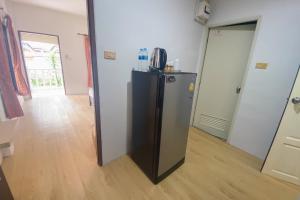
[0,19,24,119]
[6,15,30,96]
[84,35,93,88]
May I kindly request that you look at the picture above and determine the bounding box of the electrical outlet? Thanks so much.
[256,63,268,70]
[104,51,116,60]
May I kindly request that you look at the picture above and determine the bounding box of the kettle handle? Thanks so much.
[160,49,167,70]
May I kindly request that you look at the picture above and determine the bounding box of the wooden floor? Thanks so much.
[2,95,300,200]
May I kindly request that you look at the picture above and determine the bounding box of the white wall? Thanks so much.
[207,0,300,160]
[94,0,203,164]
[6,2,89,95]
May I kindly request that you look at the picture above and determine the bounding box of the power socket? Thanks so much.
[104,51,116,60]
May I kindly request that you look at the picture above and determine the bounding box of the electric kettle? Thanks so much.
[150,48,167,70]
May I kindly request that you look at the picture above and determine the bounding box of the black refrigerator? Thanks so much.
[131,70,196,184]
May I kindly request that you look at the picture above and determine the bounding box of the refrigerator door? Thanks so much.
[131,71,159,180]
[157,73,196,177]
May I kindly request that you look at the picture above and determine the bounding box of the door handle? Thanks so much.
[236,87,241,94]
[292,97,300,105]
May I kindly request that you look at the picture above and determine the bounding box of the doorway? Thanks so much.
[0,3,104,197]
[193,22,257,140]
[262,67,300,185]
[19,31,65,97]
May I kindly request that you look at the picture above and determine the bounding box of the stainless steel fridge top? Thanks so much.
[132,69,197,75]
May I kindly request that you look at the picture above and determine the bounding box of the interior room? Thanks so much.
[0,0,300,199]
[0,0,99,199]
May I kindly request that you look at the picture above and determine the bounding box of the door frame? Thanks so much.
[87,0,103,166]
[18,30,67,96]
[191,16,262,142]
[16,0,103,166]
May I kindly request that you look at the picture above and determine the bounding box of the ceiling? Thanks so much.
[10,0,87,16]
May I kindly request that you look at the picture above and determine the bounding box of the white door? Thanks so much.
[193,24,255,139]
[262,69,300,185]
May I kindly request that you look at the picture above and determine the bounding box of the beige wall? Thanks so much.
[6,1,89,95]
[0,0,7,10]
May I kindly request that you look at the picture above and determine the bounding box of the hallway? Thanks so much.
[1,96,300,200]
